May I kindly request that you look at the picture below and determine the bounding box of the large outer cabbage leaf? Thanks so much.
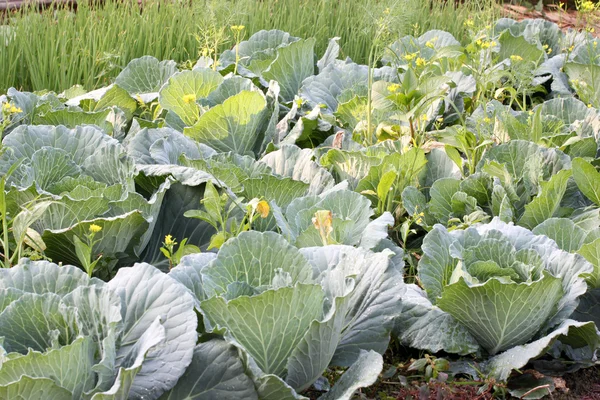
[405,218,595,375]
[0,260,197,400]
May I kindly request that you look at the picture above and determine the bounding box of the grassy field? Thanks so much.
[0,0,498,93]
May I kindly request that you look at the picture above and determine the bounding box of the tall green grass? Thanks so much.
[0,0,499,93]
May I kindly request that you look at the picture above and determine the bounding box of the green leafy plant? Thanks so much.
[184,181,271,250]
[73,224,104,277]
[160,234,201,270]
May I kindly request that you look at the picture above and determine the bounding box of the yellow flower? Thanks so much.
[568,45,575,52]
[9,106,21,113]
[403,52,417,61]
[2,103,10,110]
[510,55,523,62]
[547,47,552,54]
[464,19,475,28]
[420,114,428,122]
[415,57,426,67]
[383,7,390,14]
[477,39,496,50]
[230,25,245,32]
[256,200,270,218]
[89,224,102,234]
[588,103,593,108]
[416,218,423,224]
[182,94,196,104]
[580,0,595,13]
[425,37,438,49]
[387,83,401,93]
[586,27,596,33]
[483,117,492,124]
[164,234,174,246]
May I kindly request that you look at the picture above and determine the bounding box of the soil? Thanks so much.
[502,3,600,36]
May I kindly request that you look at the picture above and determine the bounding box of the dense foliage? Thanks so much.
[0,17,599,399]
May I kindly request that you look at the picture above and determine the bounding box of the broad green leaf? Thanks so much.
[358,212,395,250]
[572,157,600,206]
[532,218,587,253]
[356,148,427,212]
[395,284,480,355]
[401,185,427,216]
[429,178,461,224]
[107,263,197,399]
[564,63,600,108]
[572,288,600,327]
[289,190,374,248]
[498,31,545,64]
[159,69,224,126]
[91,317,167,400]
[377,170,397,203]
[42,212,149,275]
[0,259,96,295]
[242,175,309,210]
[168,253,216,305]
[263,38,316,102]
[29,148,81,191]
[319,149,380,190]
[219,30,299,73]
[184,91,267,155]
[63,285,123,391]
[260,145,335,195]
[460,173,493,205]
[11,200,53,246]
[483,320,599,380]
[299,245,404,366]
[125,127,213,166]
[94,85,138,119]
[317,350,383,400]
[115,56,178,95]
[286,297,348,391]
[438,274,563,354]
[478,140,570,181]
[518,169,571,229]
[0,337,95,398]
[0,376,72,400]
[201,284,324,377]
[158,340,258,400]
[2,125,118,166]
[33,109,113,135]
[317,37,340,72]
[205,76,258,106]
[418,225,458,301]
[0,293,76,353]
[300,62,372,112]
[491,184,514,222]
[254,375,306,400]
[201,231,313,297]
[579,238,600,288]
[420,148,461,191]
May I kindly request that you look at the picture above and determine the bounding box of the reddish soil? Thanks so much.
[502,3,600,36]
